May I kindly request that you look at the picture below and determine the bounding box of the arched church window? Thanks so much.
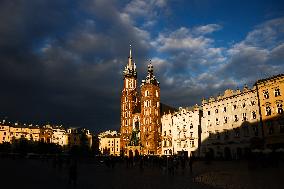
[145,90,149,97]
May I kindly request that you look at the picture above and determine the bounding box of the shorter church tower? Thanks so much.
[140,62,161,155]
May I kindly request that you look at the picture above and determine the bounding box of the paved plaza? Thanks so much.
[0,157,283,189]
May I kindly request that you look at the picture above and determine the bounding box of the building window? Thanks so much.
[224,117,228,124]
[251,101,256,106]
[275,88,281,97]
[252,111,257,119]
[208,132,213,139]
[242,113,247,121]
[234,115,238,122]
[223,107,227,112]
[190,132,193,138]
[266,106,272,116]
[190,140,195,147]
[208,111,210,115]
[263,91,269,99]
[233,105,237,110]
[157,102,159,107]
[190,123,193,129]
[156,90,159,97]
[145,90,149,97]
[242,103,246,108]
[277,104,283,114]
[164,131,166,136]
[216,118,219,125]
[215,109,218,113]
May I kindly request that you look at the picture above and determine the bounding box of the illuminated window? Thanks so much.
[263,91,269,99]
[277,104,283,114]
[156,90,159,97]
[242,113,247,121]
[266,106,271,116]
[145,90,149,97]
[224,117,228,124]
[252,111,257,119]
[234,115,238,122]
[275,88,281,97]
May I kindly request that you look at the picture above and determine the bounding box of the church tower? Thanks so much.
[140,62,161,155]
[120,46,138,155]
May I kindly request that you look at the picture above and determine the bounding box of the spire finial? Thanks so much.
[129,44,132,58]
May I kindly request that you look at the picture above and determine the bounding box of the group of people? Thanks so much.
[101,154,195,176]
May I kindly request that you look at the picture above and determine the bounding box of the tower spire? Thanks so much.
[129,44,132,59]
[123,45,137,78]
[128,44,133,69]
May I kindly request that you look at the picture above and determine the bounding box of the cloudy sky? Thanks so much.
[0,0,284,132]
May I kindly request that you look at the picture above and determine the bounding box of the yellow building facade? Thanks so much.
[255,74,284,148]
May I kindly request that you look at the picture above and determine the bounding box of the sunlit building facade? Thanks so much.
[0,121,10,143]
[161,106,201,157]
[120,47,163,156]
[200,86,262,159]
[255,74,284,148]
[98,130,120,156]
[52,126,69,146]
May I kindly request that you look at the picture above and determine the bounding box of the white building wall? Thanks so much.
[161,106,201,157]
[161,114,173,155]
[201,87,261,159]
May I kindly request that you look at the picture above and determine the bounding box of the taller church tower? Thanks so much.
[120,46,138,154]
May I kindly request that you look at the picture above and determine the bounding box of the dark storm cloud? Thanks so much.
[1,0,283,133]
[0,0,152,132]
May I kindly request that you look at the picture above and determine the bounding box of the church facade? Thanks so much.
[120,47,163,156]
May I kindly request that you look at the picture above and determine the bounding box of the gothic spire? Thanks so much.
[123,45,137,78]
[141,60,159,86]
